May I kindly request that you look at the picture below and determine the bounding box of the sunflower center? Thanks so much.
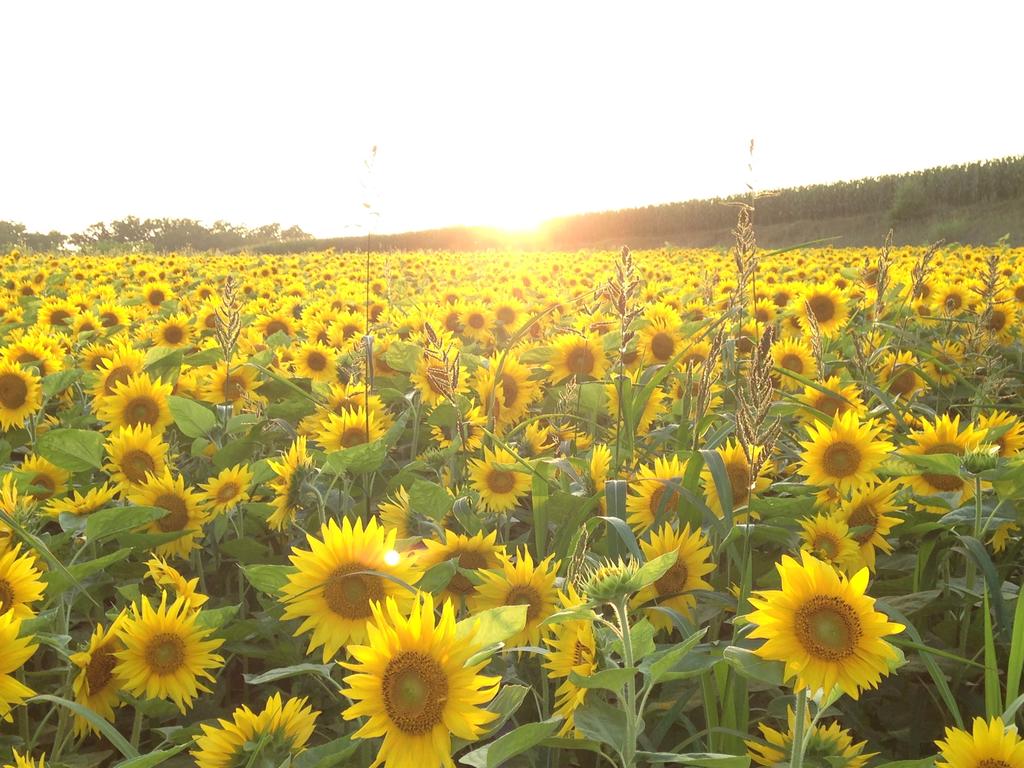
[654,561,690,596]
[486,469,516,495]
[382,651,448,735]
[944,294,962,312]
[148,290,166,306]
[222,374,249,400]
[49,309,72,326]
[822,442,861,478]
[887,367,917,398]
[813,394,845,418]
[467,312,485,329]
[0,578,14,613]
[144,632,186,675]
[340,427,368,448]
[572,640,590,666]
[727,462,752,505]
[103,365,133,395]
[323,564,383,619]
[978,760,1012,768]
[29,473,56,499]
[922,443,965,492]
[163,325,185,345]
[807,295,836,323]
[100,311,120,327]
[265,320,289,336]
[126,396,161,427]
[987,310,1007,332]
[565,345,596,376]
[506,585,543,621]
[811,533,840,559]
[122,449,157,484]
[215,482,240,503]
[780,353,804,373]
[846,504,877,543]
[649,485,682,516]
[448,550,489,595]
[85,644,117,693]
[306,351,328,372]
[795,595,862,661]
[496,306,516,325]
[154,493,190,532]
[773,291,791,307]
[500,373,519,408]
[0,373,28,409]
[650,331,675,361]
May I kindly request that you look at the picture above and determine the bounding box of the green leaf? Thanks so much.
[612,618,656,662]
[292,735,359,768]
[418,558,457,593]
[194,605,238,631]
[574,697,628,749]
[241,564,293,596]
[322,439,387,474]
[460,718,563,768]
[723,646,786,686]
[243,663,335,685]
[86,505,167,541]
[871,759,936,768]
[636,752,750,767]
[569,666,637,692]
[42,369,81,398]
[44,548,132,594]
[384,341,421,373]
[112,744,190,768]
[36,428,105,472]
[456,605,528,647]
[898,452,963,477]
[409,479,453,520]
[1006,592,1024,711]
[635,550,679,589]
[32,694,138,759]
[643,628,706,686]
[479,684,529,735]
[168,395,217,438]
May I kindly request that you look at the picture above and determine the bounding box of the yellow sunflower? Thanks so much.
[798,514,861,574]
[199,463,252,516]
[145,556,209,611]
[414,529,505,607]
[0,545,45,619]
[199,363,263,410]
[293,341,339,382]
[639,319,685,367]
[314,407,385,451]
[878,350,926,401]
[631,523,714,634]
[469,548,559,648]
[2,749,45,768]
[547,333,608,383]
[19,456,70,501]
[833,481,902,571]
[0,362,42,431]
[127,469,209,559]
[410,354,467,408]
[267,437,314,531]
[772,338,818,391]
[626,455,689,533]
[0,611,38,721]
[114,592,225,714]
[796,376,866,424]
[279,516,421,662]
[95,372,173,434]
[150,313,194,349]
[475,354,540,431]
[543,585,597,737]
[104,424,168,490]
[935,717,1024,768]
[377,487,415,540]
[798,412,893,494]
[69,615,127,737]
[747,706,875,768]
[978,410,1024,457]
[701,439,773,520]
[746,551,903,699]
[44,482,118,517]
[192,694,319,768]
[340,593,500,768]
[902,413,986,506]
[468,447,532,514]
[799,285,849,337]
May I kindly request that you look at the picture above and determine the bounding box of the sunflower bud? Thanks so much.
[584,558,644,603]
[962,444,1000,475]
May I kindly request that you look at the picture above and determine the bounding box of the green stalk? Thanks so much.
[613,598,638,768]
[791,689,809,768]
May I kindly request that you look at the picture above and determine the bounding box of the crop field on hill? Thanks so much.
[1,235,1023,768]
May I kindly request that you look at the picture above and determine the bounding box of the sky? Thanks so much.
[1,2,1021,238]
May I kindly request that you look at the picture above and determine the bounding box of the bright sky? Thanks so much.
[1,2,1020,238]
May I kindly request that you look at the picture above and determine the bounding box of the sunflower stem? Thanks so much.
[612,597,638,768]
[130,706,143,750]
[791,688,809,768]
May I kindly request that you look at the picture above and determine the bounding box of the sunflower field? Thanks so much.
[1,230,1024,768]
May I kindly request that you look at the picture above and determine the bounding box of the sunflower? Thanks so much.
[3,335,63,378]
[104,424,168,490]
[833,481,902,571]
[747,706,875,768]
[199,363,263,409]
[639,319,684,367]
[935,717,1024,768]
[772,338,818,391]
[2,749,45,768]
[96,302,131,329]
[114,592,224,714]
[631,523,714,634]
[410,354,467,408]
[192,694,320,768]
[145,556,209,611]
[796,376,866,423]
[414,529,505,607]
[0,362,42,431]
[468,447,532,514]
[267,437,314,531]
[746,551,903,699]
[902,413,987,506]
[127,469,209,559]
[878,350,926,401]
[626,455,688,533]
[606,375,667,435]
[255,311,296,340]
[543,586,597,737]
[315,407,385,451]
[0,611,37,721]
[798,412,893,494]
[798,514,861,574]
[469,548,559,648]
[547,333,608,383]
[279,516,421,662]
[923,340,965,388]
[0,545,45,619]
[44,482,119,518]
[701,439,773,520]
[475,354,540,431]
[199,463,252,516]
[799,285,849,337]
[69,615,127,737]
[95,372,173,434]
[140,280,174,310]
[377,487,416,540]
[340,593,500,768]
[150,313,193,349]
[431,405,487,452]
[458,301,493,343]
[18,456,70,501]
[293,341,339,382]
[978,410,1024,457]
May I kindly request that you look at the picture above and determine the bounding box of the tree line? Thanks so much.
[0,217,313,254]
